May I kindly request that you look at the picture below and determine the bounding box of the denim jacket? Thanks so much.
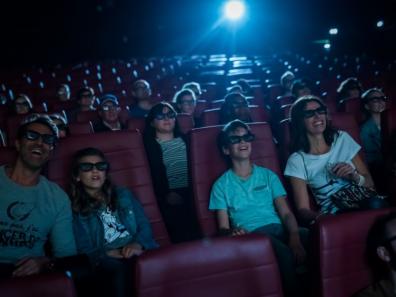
[72,187,159,264]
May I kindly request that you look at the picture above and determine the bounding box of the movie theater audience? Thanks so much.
[93,94,125,132]
[219,92,252,124]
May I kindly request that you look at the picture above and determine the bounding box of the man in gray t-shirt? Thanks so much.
[0,114,76,277]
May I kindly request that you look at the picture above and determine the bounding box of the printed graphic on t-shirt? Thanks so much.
[99,208,130,244]
[0,201,40,249]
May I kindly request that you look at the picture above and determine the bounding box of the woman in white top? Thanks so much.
[284,95,374,225]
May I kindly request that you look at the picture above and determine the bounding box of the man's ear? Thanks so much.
[377,246,391,262]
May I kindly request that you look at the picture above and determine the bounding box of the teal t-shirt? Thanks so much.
[0,166,76,263]
[209,165,286,232]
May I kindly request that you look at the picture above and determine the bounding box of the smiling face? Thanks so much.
[365,90,386,114]
[303,101,327,136]
[76,155,107,193]
[223,126,252,161]
[15,123,54,171]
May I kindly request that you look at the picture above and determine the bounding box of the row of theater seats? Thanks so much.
[0,126,394,297]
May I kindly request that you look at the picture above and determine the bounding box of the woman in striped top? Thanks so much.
[143,102,199,243]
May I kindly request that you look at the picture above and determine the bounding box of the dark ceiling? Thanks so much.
[1,0,395,65]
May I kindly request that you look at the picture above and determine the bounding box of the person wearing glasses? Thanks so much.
[209,119,308,297]
[67,87,96,123]
[12,94,33,115]
[354,212,396,297]
[69,147,158,297]
[129,79,153,118]
[284,95,375,225]
[360,88,388,193]
[56,84,71,102]
[173,89,196,116]
[336,77,363,104]
[50,113,69,138]
[219,92,252,124]
[143,102,199,243]
[93,94,125,132]
[0,114,76,278]
[291,78,312,100]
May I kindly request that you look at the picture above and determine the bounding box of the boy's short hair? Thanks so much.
[218,119,251,150]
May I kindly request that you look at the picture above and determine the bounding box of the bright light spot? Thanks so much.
[324,43,331,49]
[329,28,338,35]
[224,1,245,20]
[377,20,384,28]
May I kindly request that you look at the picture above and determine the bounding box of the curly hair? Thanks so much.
[69,147,117,215]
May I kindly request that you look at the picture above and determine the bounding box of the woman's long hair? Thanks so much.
[69,147,117,215]
[143,101,182,140]
[289,95,338,153]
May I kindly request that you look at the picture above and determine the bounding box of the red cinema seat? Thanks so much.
[266,84,283,108]
[330,112,362,145]
[312,208,393,297]
[76,110,99,123]
[127,118,146,133]
[190,122,282,237]
[134,235,283,297]
[68,122,93,135]
[0,147,17,165]
[5,114,30,147]
[193,100,208,118]
[47,131,170,246]
[176,113,194,134]
[200,106,268,127]
[0,273,76,297]
[338,97,364,124]
[48,100,78,113]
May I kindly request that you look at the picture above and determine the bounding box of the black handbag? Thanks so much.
[329,184,385,211]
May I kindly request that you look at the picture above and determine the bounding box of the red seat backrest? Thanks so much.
[330,112,362,145]
[0,147,17,165]
[76,110,99,123]
[134,235,283,297]
[200,106,268,127]
[338,97,364,124]
[5,114,30,147]
[68,122,93,135]
[190,122,282,237]
[0,273,77,297]
[127,118,146,133]
[47,131,170,246]
[176,113,194,134]
[312,209,393,297]
[48,100,78,113]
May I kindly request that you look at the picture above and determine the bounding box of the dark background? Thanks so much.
[1,0,395,65]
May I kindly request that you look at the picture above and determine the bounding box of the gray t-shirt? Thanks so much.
[0,166,76,263]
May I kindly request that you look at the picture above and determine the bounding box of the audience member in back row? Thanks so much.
[93,94,126,132]
[291,78,312,99]
[129,79,153,118]
[280,71,295,97]
[173,88,196,116]
[354,212,396,297]
[182,81,202,100]
[284,96,378,225]
[219,92,252,124]
[50,113,70,139]
[143,102,199,243]
[12,94,33,115]
[0,114,76,278]
[360,88,388,193]
[336,77,363,104]
[235,79,253,96]
[210,120,308,297]
[56,84,71,102]
[67,87,96,123]
[70,147,158,297]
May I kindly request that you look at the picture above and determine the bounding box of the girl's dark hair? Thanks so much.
[289,95,338,153]
[144,102,182,139]
[69,147,117,215]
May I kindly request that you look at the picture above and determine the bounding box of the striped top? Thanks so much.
[157,137,188,189]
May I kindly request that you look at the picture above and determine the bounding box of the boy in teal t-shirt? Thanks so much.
[209,120,308,297]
